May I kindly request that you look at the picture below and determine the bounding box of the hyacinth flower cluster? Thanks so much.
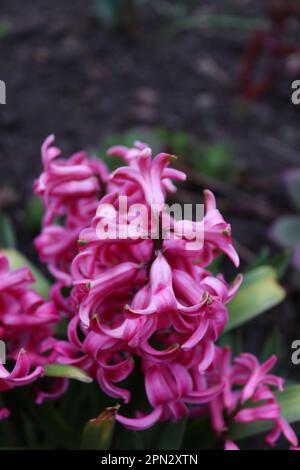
[0,135,296,449]
[33,135,109,312]
[207,348,298,449]
[29,136,297,449]
[0,253,63,419]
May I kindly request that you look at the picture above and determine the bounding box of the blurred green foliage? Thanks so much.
[81,406,118,450]
[225,266,285,333]
[271,169,300,270]
[0,213,16,248]
[0,21,11,41]
[260,326,282,365]
[25,196,44,234]
[165,130,241,182]
[97,127,241,183]
[92,0,148,30]
[287,170,300,213]
[91,0,189,30]
[194,142,241,182]
[248,246,290,280]
[90,0,268,34]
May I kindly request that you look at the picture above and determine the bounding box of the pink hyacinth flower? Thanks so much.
[208,348,298,449]
[110,147,186,210]
[34,135,108,285]
[0,349,44,392]
[224,440,239,450]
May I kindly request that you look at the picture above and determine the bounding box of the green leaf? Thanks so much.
[112,420,152,450]
[44,364,93,384]
[0,21,11,40]
[0,248,50,299]
[169,130,194,157]
[183,415,216,450]
[249,247,290,279]
[200,142,239,182]
[225,266,285,332]
[153,418,187,450]
[112,417,187,451]
[81,405,119,450]
[25,399,78,449]
[25,197,44,234]
[261,326,282,363]
[274,385,300,424]
[231,385,300,441]
[270,216,300,248]
[269,250,291,279]
[218,330,243,357]
[0,213,16,248]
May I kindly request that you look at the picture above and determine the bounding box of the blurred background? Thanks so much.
[0,0,300,381]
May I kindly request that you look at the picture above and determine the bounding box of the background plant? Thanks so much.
[270,169,300,281]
